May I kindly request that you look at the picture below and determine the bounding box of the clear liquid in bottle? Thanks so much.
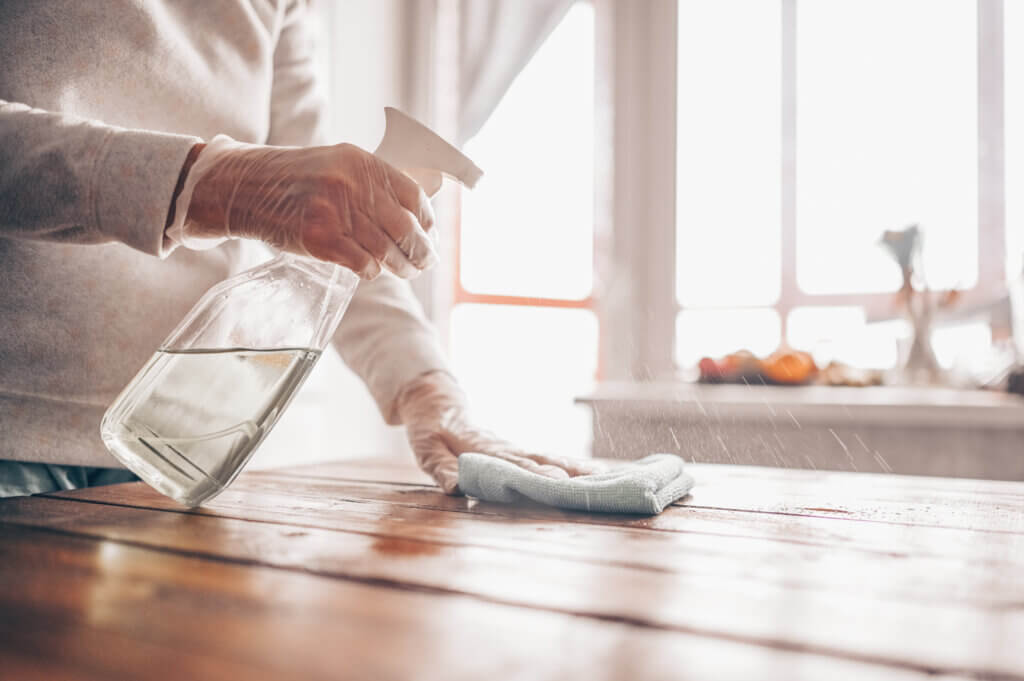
[101,347,321,506]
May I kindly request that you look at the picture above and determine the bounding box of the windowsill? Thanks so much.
[576,381,1024,430]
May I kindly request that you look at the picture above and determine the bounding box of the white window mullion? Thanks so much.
[780,0,798,343]
[595,0,678,381]
[978,0,1006,298]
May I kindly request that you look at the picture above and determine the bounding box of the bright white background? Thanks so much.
[447,0,1022,459]
[258,0,1024,468]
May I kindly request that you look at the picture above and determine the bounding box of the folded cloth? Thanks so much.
[457,453,693,515]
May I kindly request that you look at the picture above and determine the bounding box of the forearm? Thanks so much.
[0,99,200,255]
[331,273,451,425]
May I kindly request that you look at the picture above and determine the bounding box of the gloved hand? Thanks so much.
[395,371,599,495]
[172,135,438,280]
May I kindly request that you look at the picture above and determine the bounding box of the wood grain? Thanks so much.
[269,458,1024,496]
[0,523,967,681]
[53,475,1024,581]
[6,489,1023,677]
[5,459,1023,679]
[255,460,1024,532]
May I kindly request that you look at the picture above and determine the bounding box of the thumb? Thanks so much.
[414,437,461,495]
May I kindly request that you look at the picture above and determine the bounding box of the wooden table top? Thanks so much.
[1,458,1022,680]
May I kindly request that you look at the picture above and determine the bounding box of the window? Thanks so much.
[440,1,1018,456]
[674,0,1010,369]
[459,3,594,300]
[676,0,781,309]
[796,0,977,295]
[675,0,782,367]
[1008,0,1024,280]
[449,2,597,456]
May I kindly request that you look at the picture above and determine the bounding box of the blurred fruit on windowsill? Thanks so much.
[697,349,884,387]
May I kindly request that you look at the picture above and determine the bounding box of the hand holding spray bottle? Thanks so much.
[101,109,481,506]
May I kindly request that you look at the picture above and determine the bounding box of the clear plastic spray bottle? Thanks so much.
[101,109,480,506]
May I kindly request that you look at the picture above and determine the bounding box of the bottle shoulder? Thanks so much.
[219,253,358,293]
[161,253,359,352]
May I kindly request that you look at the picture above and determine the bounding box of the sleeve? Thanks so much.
[268,1,451,425]
[0,99,201,256]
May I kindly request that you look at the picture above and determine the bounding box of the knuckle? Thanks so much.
[303,197,337,228]
[365,240,389,261]
[346,248,370,268]
[350,218,390,258]
[344,249,379,279]
[393,230,416,253]
[334,142,361,159]
[419,204,435,231]
[378,210,414,241]
[345,260,374,280]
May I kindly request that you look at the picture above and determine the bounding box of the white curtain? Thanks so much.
[457,0,577,143]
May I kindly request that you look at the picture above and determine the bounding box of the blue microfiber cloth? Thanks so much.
[457,453,693,515]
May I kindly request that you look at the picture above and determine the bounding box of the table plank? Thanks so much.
[5,493,1022,678]
[0,523,962,681]
[279,459,1024,497]
[52,477,1024,594]
[262,460,1024,533]
[0,613,266,681]
[277,458,436,486]
[1,646,111,681]
[681,465,1024,532]
[133,467,1024,546]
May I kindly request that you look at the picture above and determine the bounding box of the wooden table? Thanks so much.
[1,459,1022,680]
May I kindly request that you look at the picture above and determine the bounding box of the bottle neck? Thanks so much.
[272,253,353,287]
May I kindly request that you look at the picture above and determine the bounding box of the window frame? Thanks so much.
[767,0,1007,338]
[432,0,1011,381]
[441,0,604,373]
[611,0,1010,379]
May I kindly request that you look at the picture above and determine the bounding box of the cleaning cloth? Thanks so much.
[457,453,693,515]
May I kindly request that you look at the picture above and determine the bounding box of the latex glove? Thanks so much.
[395,371,599,495]
[173,135,438,280]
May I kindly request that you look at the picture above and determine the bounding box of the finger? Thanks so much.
[439,425,575,480]
[385,240,422,279]
[356,154,438,269]
[375,163,439,268]
[415,438,462,495]
[384,163,436,232]
[442,429,579,481]
[351,207,418,278]
[303,232,381,280]
[519,453,602,477]
[373,199,439,271]
[491,451,571,481]
[436,461,461,495]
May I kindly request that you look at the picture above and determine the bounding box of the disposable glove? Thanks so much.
[395,371,599,495]
[171,135,438,280]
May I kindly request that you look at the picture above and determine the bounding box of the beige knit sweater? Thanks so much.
[0,0,448,466]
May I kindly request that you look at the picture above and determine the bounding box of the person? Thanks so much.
[0,1,591,497]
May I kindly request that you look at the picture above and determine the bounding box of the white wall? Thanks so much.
[251,0,415,470]
[320,0,411,146]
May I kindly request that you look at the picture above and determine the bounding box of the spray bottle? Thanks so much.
[100,108,480,506]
